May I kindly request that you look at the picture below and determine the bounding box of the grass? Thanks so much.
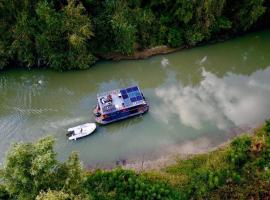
[141,121,270,199]
[84,121,270,199]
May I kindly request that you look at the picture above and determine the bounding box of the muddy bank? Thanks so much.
[96,29,270,62]
[97,46,184,61]
[85,125,255,172]
[96,35,234,61]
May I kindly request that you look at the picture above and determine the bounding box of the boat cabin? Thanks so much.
[93,86,149,124]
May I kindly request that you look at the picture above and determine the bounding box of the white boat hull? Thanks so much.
[67,123,96,140]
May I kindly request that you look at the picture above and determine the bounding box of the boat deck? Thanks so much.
[97,86,145,115]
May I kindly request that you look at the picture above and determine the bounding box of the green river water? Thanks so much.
[0,30,270,167]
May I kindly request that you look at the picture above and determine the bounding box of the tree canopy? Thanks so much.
[0,0,269,70]
[1,137,88,200]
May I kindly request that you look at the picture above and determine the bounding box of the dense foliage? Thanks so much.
[164,120,270,199]
[0,136,179,200]
[0,120,270,199]
[0,137,88,200]
[85,169,179,200]
[0,0,269,70]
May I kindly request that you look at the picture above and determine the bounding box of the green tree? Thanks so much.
[0,0,38,69]
[86,168,180,200]
[0,1,10,69]
[12,11,37,67]
[0,0,270,70]
[225,0,266,31]
[36,189,90,200]
[35,0,96,70]
[229,135,252,169]
[107,0,136,54]
[184,0,227,45]
[2,137,56,199]
[62,152,87,196]
[174,0,193,24]
[133,8,158,48]
[167,27,183,47]
[0,41,9,69]
[1,137,89,200]
[111,14,136,54]
[36,190,70,200]
[0,184,10,199]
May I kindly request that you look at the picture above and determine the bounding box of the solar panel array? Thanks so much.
[120,86,143,107]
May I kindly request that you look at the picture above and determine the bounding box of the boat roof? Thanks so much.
[97,85,146,115]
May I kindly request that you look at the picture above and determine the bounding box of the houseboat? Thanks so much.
[93,86,149,124]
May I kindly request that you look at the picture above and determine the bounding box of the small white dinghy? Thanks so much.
[67,123,96,140]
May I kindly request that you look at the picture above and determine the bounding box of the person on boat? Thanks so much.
[108,94,112,102]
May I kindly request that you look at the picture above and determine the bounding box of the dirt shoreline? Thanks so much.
[96,35,234,61]
[96,29,267,62]
[85,125,256,172]
[96,45,184,61]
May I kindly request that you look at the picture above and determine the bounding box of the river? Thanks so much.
[0,30,270,167]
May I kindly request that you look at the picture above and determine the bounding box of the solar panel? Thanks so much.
[124,98,132,107]
[119,86,144,107]
[122,94,128,99]
[98,86,145,114]
[134,91,140,97]
[130,97,137,102]
[126,87,133,93]
[129,92,136,98]
[128,90,142,102]
[136,96,143,101]
[120,90,127,96]
[131,86,138,91]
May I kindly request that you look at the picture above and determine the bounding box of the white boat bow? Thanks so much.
[67,123,96,140]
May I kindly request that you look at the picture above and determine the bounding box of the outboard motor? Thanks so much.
[66,130,74,136]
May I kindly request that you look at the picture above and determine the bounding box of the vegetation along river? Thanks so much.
[0,30,270,167]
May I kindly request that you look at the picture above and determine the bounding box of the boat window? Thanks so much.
[130,108,138,114]
[127,105,140,111]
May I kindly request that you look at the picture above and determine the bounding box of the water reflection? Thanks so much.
[154,66,270,130]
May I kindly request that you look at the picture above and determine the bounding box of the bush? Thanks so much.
[0,0,269,70]
[167,28,183,48]
[0,184,9,199]
[1,137,88,199]
[228,135,252,169]
[85,168,180,200]
[265,119,270,133]
[184,29,205,46]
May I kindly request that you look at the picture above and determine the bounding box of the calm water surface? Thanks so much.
[1,30,270,166]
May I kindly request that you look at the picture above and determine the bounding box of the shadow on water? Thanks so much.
[98,114,145,133]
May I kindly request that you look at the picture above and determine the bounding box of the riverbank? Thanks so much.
[96,35,232,61]
[97,122,270,199]
[1,0,269,71]
[125,128,253,171]
[1,121,269,199]
[85,125,255,171]
[93,29,263,62]
[96,45,184,61]
[158,122,270,199]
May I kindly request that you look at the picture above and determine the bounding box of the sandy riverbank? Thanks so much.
[85,125,255,172]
